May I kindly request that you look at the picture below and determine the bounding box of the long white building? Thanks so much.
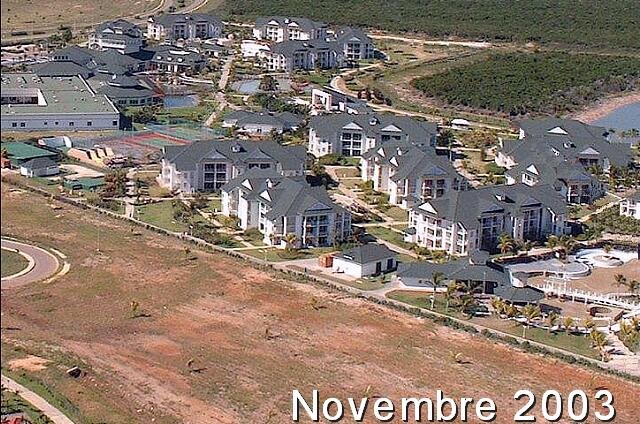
[1,73,120,131]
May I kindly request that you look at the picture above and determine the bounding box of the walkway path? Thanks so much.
[1,239,60,289]
[205,54,235,127]
[1,374,76,424]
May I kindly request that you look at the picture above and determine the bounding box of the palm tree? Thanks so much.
[545,235,559,249]
[458,294,477,318]
[284,233,298,253]
[614,274,627,289]
[589,330,609,361]
[521,304,541,338]
[444,282,459,312]
[584,318,596,332]
[490,298,506,316]
[563,316,575,333]
[497,233,515,255]
[627,280,640,294]
[546,312,559,333]
[430,272,445,309]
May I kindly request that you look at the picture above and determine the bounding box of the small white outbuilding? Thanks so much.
[332,244,397,278]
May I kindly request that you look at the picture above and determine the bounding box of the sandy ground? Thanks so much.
[570,91,640,124]
[8,355,51,372]
[530,259,640,294]
[1,185,639,423]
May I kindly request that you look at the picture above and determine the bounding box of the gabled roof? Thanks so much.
[310,113,438,144]
[507,118,632,167]
[20,157,58,170]
[94,19,142,40]
[224,110,303,129]
[150,13,223,28]
[221,169,346,219]
[397,258,510,286]
[162,140,307,173]
[413,184,567,229]
[334,243,396,264]
[271,39,340,56]
[255,16,327,32]
[335,27,372,45]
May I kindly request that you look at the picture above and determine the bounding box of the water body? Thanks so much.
[163,95,199,109]
[231,78,293,94]
[593,102,640,131]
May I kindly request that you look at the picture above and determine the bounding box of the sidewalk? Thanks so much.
[1,374,76,424]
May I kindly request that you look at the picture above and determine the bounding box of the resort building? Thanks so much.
[146,13,224,42]
[504,154,605,205]
[252,16,328,43]
[308,113,438,157]
[405,184,567,256]
[1,73,120,131]
[89,19,144,54]
[221,169,351,248]
[332,244,397,278]
[333,27,374,61]
[397,256,545,305]
[149,45,207,75]
[159,140,307,193]
[496,118,632,204]
[619,192,640,219]
[310,86,371,115]
[222,110,303,136]
[361,140,464,209]
[258,40,343,72]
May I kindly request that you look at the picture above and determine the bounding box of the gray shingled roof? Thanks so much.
[493,284,544,304]
[20,157,58,170]
[163,140,307,174]
[397,258,510,286]
[506,118,632,167]
[334,243,396,264]
[255,16,327,33]
[271,39,340,56]
[310,113,438,145]
[335,27,372,44]
[413,183,567,229]
[32,61,93,79]
[94,19,142,40]
[221,169,346,219]
[224,110,303,129]
[151,13,223,28]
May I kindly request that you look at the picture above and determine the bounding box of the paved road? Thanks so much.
[205,54,235,126]
[1,239,59,289]
[1,374,76,424]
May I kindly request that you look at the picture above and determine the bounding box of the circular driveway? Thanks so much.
[1,239,60,289]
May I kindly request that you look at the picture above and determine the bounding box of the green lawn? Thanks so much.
[381,206,408,222]
[366,226,413,249]
[240,246,341,262]
[136,202,204,233]
[386,291,600,359]
[0,389,53,423]
[1,249,30,278]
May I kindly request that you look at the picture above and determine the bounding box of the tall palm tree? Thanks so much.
[444,282,459,312]
[546,312,559,333]
[430,272,445,309]
[589,330,609,361]
[521,304,541,338]
[545,235,559,249]
[563,316,575,333]
[490,298,505,316]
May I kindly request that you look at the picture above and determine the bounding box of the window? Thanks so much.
[112,120,118,126]
[87,121,92,127]
[20,122,26,127]
[44,122,48,126]
[54,122,59,126]
[11,122,17,128]
[69,121,74,127]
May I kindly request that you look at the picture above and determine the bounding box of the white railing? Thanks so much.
[536,278,640,310]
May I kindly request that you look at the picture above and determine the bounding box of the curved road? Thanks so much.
[1,239,59,289]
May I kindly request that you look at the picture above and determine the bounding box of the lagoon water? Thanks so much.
[594,102,640,131]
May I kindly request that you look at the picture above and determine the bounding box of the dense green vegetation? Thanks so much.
[212,0,640,49]
[412,52,640,115]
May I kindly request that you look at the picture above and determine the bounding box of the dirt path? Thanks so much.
[1,374,76,424]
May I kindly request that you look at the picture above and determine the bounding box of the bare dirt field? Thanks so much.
[1,184,639,423]
[1,0,160,36]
